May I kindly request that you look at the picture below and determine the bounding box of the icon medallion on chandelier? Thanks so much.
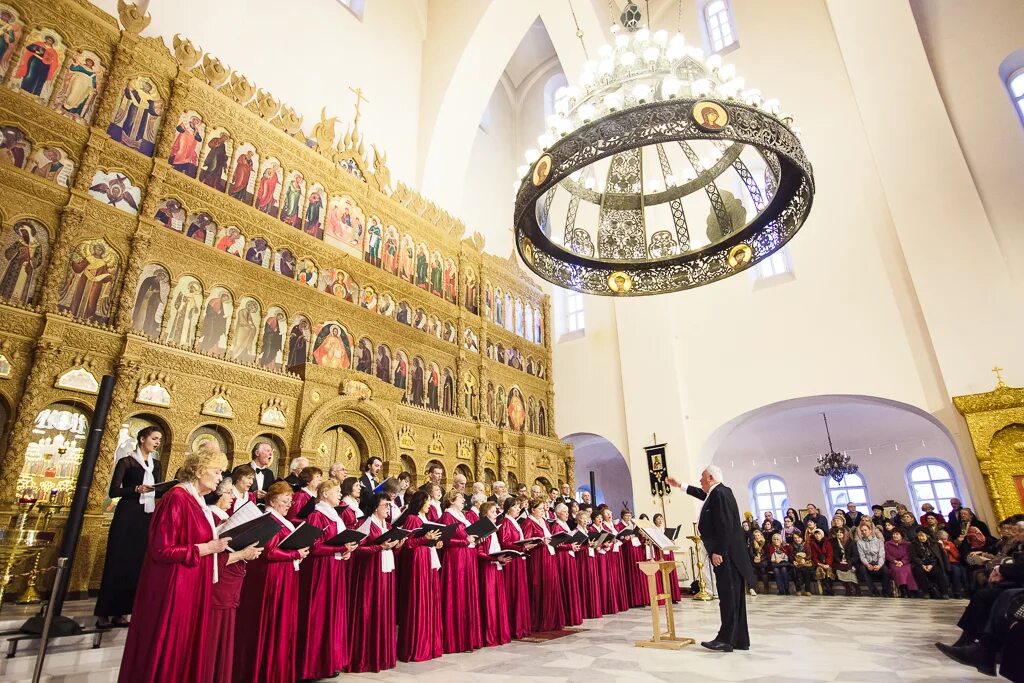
[692,101,728,131]
[727,243,753,269]
[607,271,633,294]
[531,155,552,187]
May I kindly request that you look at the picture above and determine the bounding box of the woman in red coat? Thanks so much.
[550,503,584,626]
[117,444,231,683]
[439,490,483,652]
[574,510,603,620]
[807,527,836,595]
[395,489,443,662]
[522,497,567,632]
[600,506,630,612]
[498,496,535,639]
[286,466,322,523]
[616,509,650,607]
[297,479,358,679]
[203,478,262,683]
[348,493,403,673]
[476,501,512,646]
[233,481,310,682]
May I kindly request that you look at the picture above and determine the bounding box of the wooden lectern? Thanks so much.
[634,560,695,650]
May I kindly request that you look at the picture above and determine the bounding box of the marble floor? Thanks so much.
[346,595,987,683]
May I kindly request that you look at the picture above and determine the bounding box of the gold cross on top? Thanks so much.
[349,86,369,128]
[993,365,1006,388]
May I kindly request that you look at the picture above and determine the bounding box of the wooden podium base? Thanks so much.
[634,560,695,650]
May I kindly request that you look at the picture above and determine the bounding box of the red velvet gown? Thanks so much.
[439,509,483,652]
[347,516,398,673]
[297,504,351,679]
[117,485,214,683]
[233,511,302,683]
[550,519,584,626]
[498,516,532,639]
[341,496,364,529]
[521,516,566,632]
[427,500,442,522]
[654,543,683,603]
[476,531,512,646]
[575,534,603,620]
[616,521,650,607]
[203,507,243,683]
[603,522,630,612]
[397,514,443,662]
[287,487,317,523]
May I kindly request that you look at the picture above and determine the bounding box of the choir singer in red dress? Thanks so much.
[439,490,483,652]
[395,489,443,663]
[117,443,230,683]
[616,509,650,608]
[575,510,603,620]
[476,501,512,646]
[550,503,584,625]
[287,466,322,522]
[499,496,535,639]
[234,481,310,682]
[522,497,567,632]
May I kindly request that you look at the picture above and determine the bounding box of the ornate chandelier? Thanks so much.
[513,18,815,296]
[813,413,859,483]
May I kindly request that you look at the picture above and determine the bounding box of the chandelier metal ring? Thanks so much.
[514,97,814,296]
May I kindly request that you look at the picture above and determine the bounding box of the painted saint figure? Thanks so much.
[15,34,60,97]
[57,241,118,323]
[168,114,203,177]
[131,267,169,338]
[0,221,46,305]
[259,312,285,370]
[106,77,161,156]
[54,54,100,121]
[228,149,256,202]
[198,132,230,191]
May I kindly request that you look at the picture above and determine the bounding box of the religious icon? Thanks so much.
[254,157,283,216]
[303,183,325,239]
[341,271,358,303]
[279,170,305,228]
[410,357,425,406]
[184,212,215,245]
[375,344,392,382]
[0,218,49,305]
[429,315,442,338]
[167,111,204,177]
[9,29,65,102]
[364,216,383,267]
[27,146,73,186]
[607,270,633,293]
[393,351,409,390]
[398,234,415,283]
[355,337,373,374]
[463,328,479,353]
[504,293,513,329]
[312,322,352,369]
[214,225,245,257]
[106,75,163,156]
[442,369,455,414]
[396,300,411,325]
[514,298,524,336]
[227,297,261,364]
[484,282,493,318]
[56,239,119,324]
[88,170,140,214]
[244,237,271,268]
[360,286,377,312]
[413,308,427,331]
[727,242,753,269]
[538,401,548,435]
[324,195,364,255]
[692,100,728,131]
[520,238,534,264]
[414,243,429,290]
[227,143,259,204]
[532,154,552,187]
[197,128,232,192]
[0,6,25,80]
[381,225,400,275]
[0,126,30,168]
[163,277,203,347]
[286,316,311,371]
[196,287,233,356]
[296,258,318,288]
[377,292,395,318]
[258,307,286,370]
[506,387,526,432]
[485,382,496,423]
[535,309,543,344]
[443,321,457,344]
[427,362,441,411]
[130,264,170,338]
[429,250,443,295]
[50,50,104,124]
[443,257,458,303]
[273,248,296,278]
[463,266,477,313]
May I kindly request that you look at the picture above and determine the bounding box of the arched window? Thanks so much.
[543,72,568,121]
[702,0,737,53]
[1008,68,1024,125]
[750,475,788,522]
[823,473,869,516]
[907,459,961,518]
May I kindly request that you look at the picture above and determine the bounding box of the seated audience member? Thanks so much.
[782,516,799,545]
[843,502,864,530]
[808,528,835,596]
[937,529,966,598]
[881,519,897,541]
[831,527,860,596]
[947,497,965,527]
[885,529,918,597]
[919,502,938,525]
[855,522,891,597]
[748,529,771,594]
[785,508,805,532]
[760,511,783,540]
[893,503,910,522]
[897,511,920,538]
[910,528,951,600]
[954,507,993,545]
[922,513,943,538]
[767,533,793,596]
[741,519,753,539]
[802,504,829,532]
[791,533,814,596]
[829,514,847,539]
[869,504,887,530]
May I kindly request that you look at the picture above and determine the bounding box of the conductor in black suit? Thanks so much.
[670,466,755,652]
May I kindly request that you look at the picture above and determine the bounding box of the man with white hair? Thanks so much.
[285,456,309,491]
[488,480,508,505]
[328,462,347,484]
[669,465,755,652]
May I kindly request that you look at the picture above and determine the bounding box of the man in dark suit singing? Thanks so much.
[669,466,755,652]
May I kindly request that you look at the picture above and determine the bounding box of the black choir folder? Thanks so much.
[297,496,317,520]
[665,525,682,541]
[549,532,574,546]
[571,531,590,545]
[152,479,179,495]
[225,514,283,552]
[465,517,498,540]
[373,526,413,545]
[412,521,449,539]
[616,527,639,540]
[278,522,324,551]
[324,528,367,547]
[488,549,524,560]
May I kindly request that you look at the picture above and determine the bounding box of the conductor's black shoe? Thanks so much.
[734,644,749,651]
[701,640,733,652]
[936,643,996,676]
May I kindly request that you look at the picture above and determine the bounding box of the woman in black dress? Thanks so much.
[94,426,163,628]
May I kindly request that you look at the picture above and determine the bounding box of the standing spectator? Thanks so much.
[802,504,829,532]
[922,513,944,537]
[937,529,966,598]
[885,529,918,597]
[767,533,793,596]
[910,528,951,599]
[843,502,864,529]
[855,522,890,597]
[947,497,965,527]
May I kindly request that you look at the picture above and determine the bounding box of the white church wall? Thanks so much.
[89,0,428,183]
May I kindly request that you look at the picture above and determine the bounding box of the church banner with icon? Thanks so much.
[645,443,670,497]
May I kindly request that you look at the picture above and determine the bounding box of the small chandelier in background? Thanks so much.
[513,12,815,296]
[813,413,859,483]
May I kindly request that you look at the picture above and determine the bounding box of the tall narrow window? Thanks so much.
[755,248,792,280]
[907,460,961,518]
[703,1,737,53]
[750,475,788,523]
[823,473,869,516]
[565,289,584,334]
[1008,68,1024,125]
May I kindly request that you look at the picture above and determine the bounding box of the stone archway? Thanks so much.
[300,396,397,471]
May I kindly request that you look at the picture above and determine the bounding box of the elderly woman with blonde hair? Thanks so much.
[117,442,231,683]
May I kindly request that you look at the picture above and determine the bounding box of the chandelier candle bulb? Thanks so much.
[654,29,669,45]
[635,27,650,42]
[643,46,660,62]
[719,64,736,81]
[620,51,637,67]
[706,54,723,71]
[615,34,630,48]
